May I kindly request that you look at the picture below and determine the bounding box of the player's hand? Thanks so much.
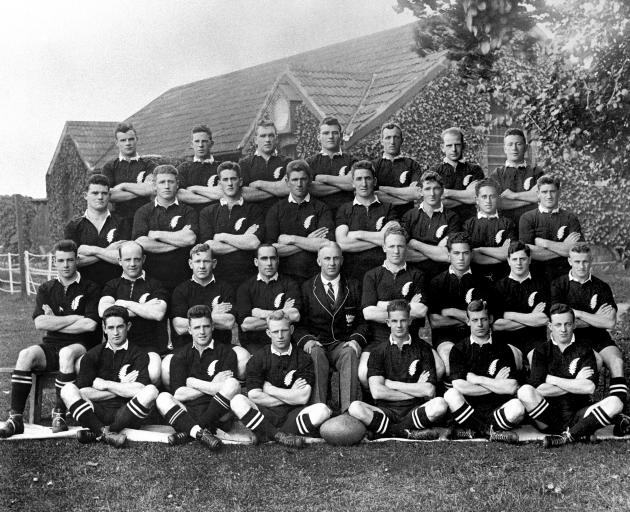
[596,303,615,316]
[283,298,296,310]
[533,302,546,313]
[565,232,581,244]
[120,370,139,383]
[303,340,322,354]
[576,366,594,380]
[496,366,511,380]
[466,372,479,384]
[292,377,308,390]
[410,293,423,303]
[245,224,259,235]
[213,370,234,383]
[501,238,511,252]
[92,378,107,391]
[148,230,159,239]
[308,227,329,238]
[343,340,361,357]
[213,302,233,314]
[500,189,516,199]
[417,370,430,383]
[42,304,54,316]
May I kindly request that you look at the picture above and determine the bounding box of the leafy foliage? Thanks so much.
[0,196,37,253]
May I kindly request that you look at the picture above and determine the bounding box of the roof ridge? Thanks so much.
[345,73,378,136]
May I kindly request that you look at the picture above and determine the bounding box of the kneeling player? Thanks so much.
[156,305,243,451]
[60,306,159,448]
[444,300,525,442]
[230,310,332,448]
[517,303,624,448]
[348,300,448,439]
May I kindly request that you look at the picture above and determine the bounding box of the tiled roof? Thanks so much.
[88,22,446,165]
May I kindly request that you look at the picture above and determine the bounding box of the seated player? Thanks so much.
[444,300,525,441]
[428,232,499,374]
[348,300,448,439]
[133,164,198,292]
[432,127,484,222]
[464,178,516,282]
[519,175,582,282]
[0,240,100,438]
[156,305,244,451]
[64,173,126,287]
[176,124,222,211]
[493,241,549,366]
[265,159,335,285]
[199,161,264,290]
[372,123,422,217]
[294,242,368,413]
[231,310,332,448]
[99,241,168,386]
[335,160,399,281]
[101,122,155,239]
[306,116,357,213]
[402,171,461,281]
[517,303,624,447]
[361,226,437,390]
[551,244,628,408]
[235,245,301,353]
[60,306,159,448]
[490,128,543,226]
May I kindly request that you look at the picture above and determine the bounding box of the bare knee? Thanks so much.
[221,377,241,399]
[517,384,537,404]
[60,382,80,403]
[16,346,43,371]
[138,384,159,404]
[156,392,175,413]
[427,397,448,420]
[443,388,464,409]
[307,403,332,425]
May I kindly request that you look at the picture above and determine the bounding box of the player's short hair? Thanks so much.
[256,244,278,258]
[350,160,375,179]
[286,159,312,180]
[266,309,291,327]
[466,299,489,317]
[152,164,179,181]
[441,127,465,145]
[549,303,575,322]
[102,305,130,324]
[187,304,213,323]
[387,299,411,316]
[508,240,531,257]
[504,128,526,142]
[380,122,403,141]
[446,231,471,251]
[419,171,444,188]
[320,116,342,132]
[118,240,144,259]
[115,122,135,136]
[53,239,78,256]
[318,241,342,256]
[474,178,499,196]
[256,119,277,135]
[570,243,591,255]
[537,174,561,190]
[192,125,212,139]
[217,161,242,178]
[383,225,409,244]
[189,243,212,258]
[86,173,110,190]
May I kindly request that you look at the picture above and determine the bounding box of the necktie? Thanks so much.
[326,282,336,308]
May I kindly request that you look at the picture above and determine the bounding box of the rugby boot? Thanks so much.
[100,426,127,448]
[76,429,98,444]
[51,409,68,433]
[168,431,191,446]
[0,412,24,438]
[489,426,519,444]
[274,430,306,449]
[196,428,222,451]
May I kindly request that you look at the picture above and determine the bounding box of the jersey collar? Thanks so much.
[477,211,499,219]
[254,149,278,159]
[122,270,146,282]
[352,196,380,206]
[193,155,215,164]
[551,334,575,347]
[154,197,179,208]
[105,339,129,352]
[119,154,140,162]
[288,193,311,204]
[194,339,215,354]
[382,261,407,274]
[320,149,343,157]
[569,271,592,283]
[57,271,81,285]
[420,202,444,214]
[470,334,493,346]
[449,266,472,277]
[504,160,527,169]
[538,205,560,214]
[443,157,466,168]
[192,275,216,286]
[508,272,532,283]
[271,344,292,357]
[382,153,407,162]
[257,273,279,282]
[389,334,412,346]
[219,196,244,207]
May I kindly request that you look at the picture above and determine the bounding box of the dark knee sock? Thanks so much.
[398,405,434,430]
[68,399,104,434]
[569,406,611,439]
[10,370,32,414]
[110,397,153,432]
[198,393,231,430]
[240,407,277,439]
[608,377,628,403]
[367,410,390,435]
[452,402,486,432]
[164,404,196,435]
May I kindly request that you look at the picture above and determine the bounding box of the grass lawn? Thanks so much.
[1,269,630,512]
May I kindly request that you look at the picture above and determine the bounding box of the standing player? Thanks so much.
[348,300,448,439]
[65,173,126,287]
[551,244,628,405]
[235,245,302,353]
[444,300,525,441]
[60,306,158,448]
[517,304,624,447]
[432,127,484,222]
[519,175,582,282]
[231,310,332,448]
[99,241,168,385]
[294,243,368,413]
[176,125,221,211]
[372,123,423,217]
[489,128,543,226]
[493,242,550,366]
[402,171,461,282]
[0,240,100,438]
[265,160,335,285]
[156,305,243,450]
[101,123,155,239]
[199,161,264,291]
[335,160,399,281]
[464,179,516,281]
[133,165,198,292]
[306,116,357,213]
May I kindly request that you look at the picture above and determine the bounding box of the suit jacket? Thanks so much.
[295,274,368,349]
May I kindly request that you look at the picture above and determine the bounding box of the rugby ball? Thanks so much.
[320,414,366,446]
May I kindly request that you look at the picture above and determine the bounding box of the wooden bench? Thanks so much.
[0,367,56,425]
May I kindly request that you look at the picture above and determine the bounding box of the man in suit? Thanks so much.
[294,242,368,413]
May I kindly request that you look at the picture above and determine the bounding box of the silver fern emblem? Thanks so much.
[211,296,220,307]
[273,167,282,179]
[435,224,447,239]
[408,359,418,377]
[207,174,218,187]
[170,216,181,229]
[375,216,385,231]
[463,174,472,186]
[136,171,145,183]
[284,370,296,387]
[488,358,499,377]
[139,293,150,304]
[401,282,412,297]
[523,176,533,190]
[207,360,218,377]
[568,358,580,376]
[118,364,131,381]
[557,226,566,240]
[303,215,314,229]
[70,295,83,311]
[399,170,408,184]
[495,230,505,245]
[274,293,285,309]
[465,288,474,304]
[106,228,116,243]
[234,218,245,231]
[590,294,598,311]
[339,166,348,176]
[528,291,538,308]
